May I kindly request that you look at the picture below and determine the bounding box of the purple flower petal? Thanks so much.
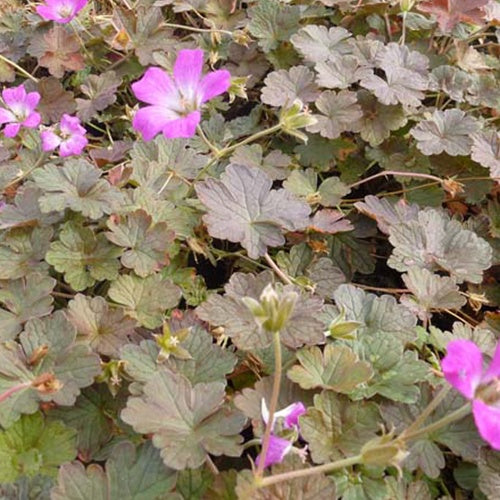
[485,341,500,381]
[162,110,200,139]
[36,0,87,23]
[41,130,62,151]
[199,69,231,103]
[3,123,21,138]
[442,340,484,399]
[174,49,203,101]
[2,85,26,108]
[132,67,178,107]
[472,400,500,450]
[132,105,178,141]
[60,134,88,157]
[25,91,41,111]
[60,114,86,135]
[280,402,306,429]
[255,434,293,469]
[36,5,58,21]
[22,112,41,128]
[0,108,15,125]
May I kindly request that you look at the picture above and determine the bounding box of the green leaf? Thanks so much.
[306,257,346,298]
[261,66,319,107]
[75,71,121,121]
[46,221,122,292]
[0,412,76,483]
[0,273,56,340]
[356,90,407,147]
[48,385,125,461]
[196,271,324,350]
[106,210,175,277]
[121,370,246,469]
[51,441,177,499]
[308,90,363,139]
[67,294,136,357]
[32,159,123,219]
[195,164,310,259]
[351,334,429,403]
[478,449,500,499]
[410,109,479,156]
[287,344,373,392]
[176,468,213,500]
[400,267,466,320]
[291,25,351,63]
[0,311,101,427]
[229,145,291,181]
[0,474,54,499]
[248,0,300,51]
[388,208,492,284]
[130,137,205,197]
[299,391,379,464]
[0,185,61,230]
[0,227,52,280]
[108,274,181,328]
[327,233,376,278]
[120,326,237,391]
[332,284,417,344]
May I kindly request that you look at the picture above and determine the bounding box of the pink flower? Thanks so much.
[41,114,88,157]
[256,399,306,468]
[442,339,500,450]
[36,0,87,24]
[131,49,231,141]
[0,84,41,138]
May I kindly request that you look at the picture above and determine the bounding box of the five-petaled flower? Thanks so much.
[0,84,41,138]
[41,114,88,157]
[442,339,500,450]
[36,0,88,24]
[131,49,231,140]
[256,399,306,468]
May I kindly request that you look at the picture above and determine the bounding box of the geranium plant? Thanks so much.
[0,0,499,498]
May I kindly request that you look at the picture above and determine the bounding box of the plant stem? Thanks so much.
[399,12,407,45]
[255,330,282,478]
[164,22,233,36]
[400,385,451,439]
[402,403,471,441]
[0,54,38,83]
[196,125,220,156]
[219,124,282,158]
[257,455,362,488]
[2,152,47,192]
[205,455,220,475]
[264,253,293,286]
[349,170,443,190]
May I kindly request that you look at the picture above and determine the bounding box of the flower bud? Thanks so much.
[361,433,408,469]
[326,308,361,339]
[242,284,298,333]
[400,0,415,12]
[279,100,317,143]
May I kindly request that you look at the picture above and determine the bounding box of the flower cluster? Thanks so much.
[0,84,87,158]
[442,339,500,450]
[41,114,88,157]
[0,85,40,138]
[256,399,306,468]
[131,49,231,140]
[36,0,88,24]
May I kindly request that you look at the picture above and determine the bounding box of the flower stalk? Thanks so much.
[255,329,283,478]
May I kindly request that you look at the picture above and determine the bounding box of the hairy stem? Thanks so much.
[349,170,443,190]
[264,253,293,286]
[0,54,38,83]
[257,455,362,488]
[197,125,220,156]
[400,385,452,439]
[255,330,282,478]
[402,403,471,441]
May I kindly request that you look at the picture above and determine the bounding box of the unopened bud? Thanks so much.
[400,0,415,12]
[279,100,317,143]
[242,284,298,333]
[361,433,408,468]
[326,308,361,339]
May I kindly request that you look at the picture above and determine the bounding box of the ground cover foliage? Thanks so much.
[0,0,499,498]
